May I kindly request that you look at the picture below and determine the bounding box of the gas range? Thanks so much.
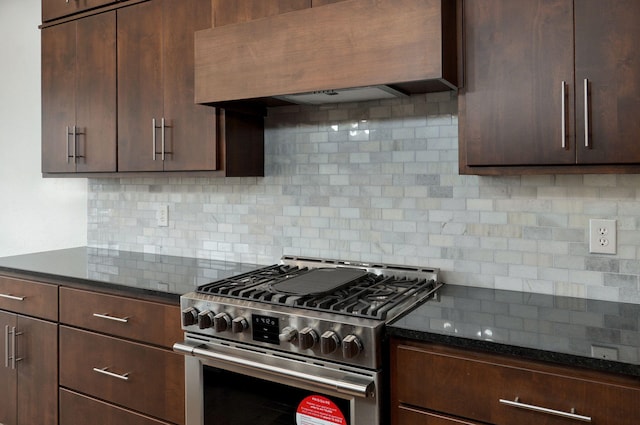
[179,256,441,370]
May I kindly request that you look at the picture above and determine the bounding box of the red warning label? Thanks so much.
[295,395,347,425]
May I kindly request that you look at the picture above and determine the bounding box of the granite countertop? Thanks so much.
[388,284,640,378]
[0,247,260,303]
[2,248,638,377]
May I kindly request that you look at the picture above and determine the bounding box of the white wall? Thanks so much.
[0,0,87,256]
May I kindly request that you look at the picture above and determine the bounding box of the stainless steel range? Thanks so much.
[174,256,441,425]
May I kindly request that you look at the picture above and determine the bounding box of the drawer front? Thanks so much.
[0,276,57,320]
[395,342,640,425]
[59,286,182,348]
[397,406,483,425]
[60,389,173,425]
[59,326,185,424]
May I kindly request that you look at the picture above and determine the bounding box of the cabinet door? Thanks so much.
[461,0,575,167]
[16,316,58,425]
[42,13,116,173]
[575,0,640,164]
[41,20,76,173]
[75,12,117,172]
[162,0,217,171]
[117,0,164,172]
[0,312,17,425]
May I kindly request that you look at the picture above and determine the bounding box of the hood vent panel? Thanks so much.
[195,0,459,108]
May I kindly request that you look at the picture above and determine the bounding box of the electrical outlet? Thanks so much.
[589,218,616,255]
[590,345,619,361]
[156,204,169,227]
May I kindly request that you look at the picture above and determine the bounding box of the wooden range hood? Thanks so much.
[194,0,460,110]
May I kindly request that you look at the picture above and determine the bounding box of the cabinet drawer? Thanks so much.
[42,0,119,22]
[59,326,184,424]
[397,406,482,425]
[395,342,640,425]
[0,276,57,320]
[60,389,174,425]
[59,286,181,348]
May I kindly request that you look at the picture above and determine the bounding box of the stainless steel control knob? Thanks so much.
[197,310,215,329]
[278,326,298,343]
[182,307,199,326]
[231,317,249,333]
[298,327,319,350]
[213,312,232,332]
[320,330,341,355]
[342,334,364,359]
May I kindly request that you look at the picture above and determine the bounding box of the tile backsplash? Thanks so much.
[88,92,640,304]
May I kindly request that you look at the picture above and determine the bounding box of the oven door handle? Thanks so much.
[173,342,375,399]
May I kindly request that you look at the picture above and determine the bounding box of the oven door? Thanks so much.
[174,334,381,425]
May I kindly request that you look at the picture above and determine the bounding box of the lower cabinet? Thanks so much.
[0,311,58,425]
[391,339,640,425]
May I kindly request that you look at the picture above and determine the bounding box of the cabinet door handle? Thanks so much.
[93,366,130,381]
[584,78,590,148]
[0,293,25,301]
[561,81,567,149]
[93,313,129,323]
[7,326,22,370]
[72,125,77,163]
[4,325,8,368]
[152,118,157,160]
[499,398,591,422]
[66,126,70,163]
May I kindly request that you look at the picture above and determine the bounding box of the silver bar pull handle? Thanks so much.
[4,325,9,368]
[584,78,590,148]
[152,118,157,160]
[93,313,129,323]
[72,125,77,163]
[9,327,22,370]
[500,398,591,422]
[0,293,25,301]
[66,126,70,163]
[561,81,567,149]
[93,366,130,381]
[161,118,166,161]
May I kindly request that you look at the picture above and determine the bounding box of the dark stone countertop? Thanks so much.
[388,284,640,378]
[0,247,260,303]
[2,248,638,377]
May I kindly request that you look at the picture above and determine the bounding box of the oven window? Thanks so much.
[203,366,351,425]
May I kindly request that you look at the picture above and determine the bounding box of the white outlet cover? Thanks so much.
[589,218,616,255]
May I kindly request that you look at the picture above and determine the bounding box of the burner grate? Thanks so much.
[196,263,441,320]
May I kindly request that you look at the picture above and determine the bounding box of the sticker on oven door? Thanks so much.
[296,395,347,425]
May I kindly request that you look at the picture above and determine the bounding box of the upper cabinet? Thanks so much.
[117,0,217,172]
[41,12,117,173]
[42,0,119,22]
[459,0,640,174]
[41,0,264,177]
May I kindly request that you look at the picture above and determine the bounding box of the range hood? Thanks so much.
[194,0,459,109]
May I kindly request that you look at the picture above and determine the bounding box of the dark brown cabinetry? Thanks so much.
[391,339,640,425]
[42,0,118,22]
[0,277,58,425]
[58,287,185,425]
[459,0,640,174]
[41,11,116,173]
[41,0,264,177]
[117,0,217,172]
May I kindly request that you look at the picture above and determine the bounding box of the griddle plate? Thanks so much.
[271,268,368,296]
